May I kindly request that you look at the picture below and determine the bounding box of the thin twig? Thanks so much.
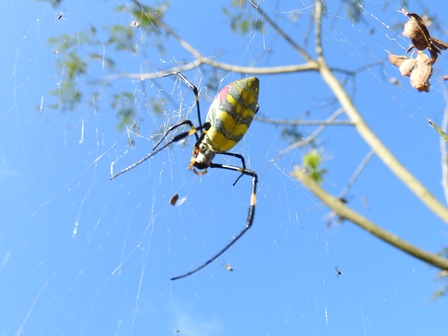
[249,0,317,64]
[103,62,318,81]
[339,149,375,199]
[326,150,375,227]
[438,77,448,205]
[255,116,354,126]
[314,0,324,61]
[277,108,345,158]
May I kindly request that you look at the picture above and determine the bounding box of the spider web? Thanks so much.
[3,0,448,335]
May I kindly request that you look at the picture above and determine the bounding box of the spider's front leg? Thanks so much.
[110,120,207,180]
[153,120,196,150]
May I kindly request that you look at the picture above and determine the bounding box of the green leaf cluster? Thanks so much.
[302,149,327,184]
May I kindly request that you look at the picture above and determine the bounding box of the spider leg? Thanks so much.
[152,120,195,151]
[164,72,203,128]
[170,164,257,280]
[110,122,209,180]
[215,152,247,186]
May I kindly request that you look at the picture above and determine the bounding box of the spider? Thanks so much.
[334,265,343,280]
[111,72,260,280]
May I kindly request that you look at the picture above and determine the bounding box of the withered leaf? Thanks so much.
[401,8,447,64]
[399,58,417,77]
[388,54,416,77]
[432,37,448,51]
[388,51,432,92]
[409,52,432,92]
[388,54,408,67]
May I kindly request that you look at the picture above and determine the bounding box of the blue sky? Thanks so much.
[2,1,448,335]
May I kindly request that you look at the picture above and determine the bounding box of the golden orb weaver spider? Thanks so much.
[111,72,259,280]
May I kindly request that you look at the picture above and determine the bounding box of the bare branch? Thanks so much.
[249,3,448,220]
[317,61,448,223]
[291,166,448,271]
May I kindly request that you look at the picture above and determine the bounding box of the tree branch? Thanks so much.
[103,62,318,81]
[317,60,448,223]
[291,166,448,271]
[255,116,354,126]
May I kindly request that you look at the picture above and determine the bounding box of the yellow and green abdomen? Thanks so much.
[205,77,259,152]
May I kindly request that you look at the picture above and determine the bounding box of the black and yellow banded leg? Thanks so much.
[215,151,248,186]
[164,72,203,127]
[170,164,257,281]
[110,121,210,180]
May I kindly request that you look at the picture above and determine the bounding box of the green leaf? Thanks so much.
[428,118,448,142]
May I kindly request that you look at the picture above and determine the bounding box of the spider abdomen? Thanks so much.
[205,77,259,152]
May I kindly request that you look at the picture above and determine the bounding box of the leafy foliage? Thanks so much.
[46,1,169,129]
[222,0,263,35]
